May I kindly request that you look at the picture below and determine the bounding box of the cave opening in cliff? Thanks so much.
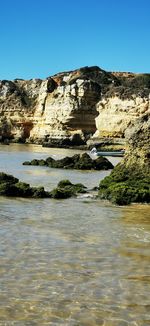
[21,122,33,140]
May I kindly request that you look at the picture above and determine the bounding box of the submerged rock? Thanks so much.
[23,152,113,170]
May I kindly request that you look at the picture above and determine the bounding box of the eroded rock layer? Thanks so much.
[0,66,150,145]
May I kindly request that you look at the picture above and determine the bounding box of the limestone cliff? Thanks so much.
[94,73,150,138]
[124,113,150,168]
[0,66,150,145]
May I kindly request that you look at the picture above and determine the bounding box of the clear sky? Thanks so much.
[0,0,150,80]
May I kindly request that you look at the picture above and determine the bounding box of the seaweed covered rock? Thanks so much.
[98,114,150,205]
[0,172,88,200]
[0,173,18,184]
[23,153,113,170]
[98,164,150,205]
[0,172,50,198]
[50,179,87,199]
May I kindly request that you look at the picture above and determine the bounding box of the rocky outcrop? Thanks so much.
[23,152,114,170]
[0,172,88,199]
[0,172,50,198]
[98,114,150,205]
[0,66,150,145]
[50,180,87,199]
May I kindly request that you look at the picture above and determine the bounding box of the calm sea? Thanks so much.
[0,144,150,326]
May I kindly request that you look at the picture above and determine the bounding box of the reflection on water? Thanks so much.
[0,144,150,325]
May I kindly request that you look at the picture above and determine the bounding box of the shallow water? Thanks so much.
[0,143,119,190]
[0,144,150,325]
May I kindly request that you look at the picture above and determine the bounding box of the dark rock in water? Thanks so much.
[0,173,88,200]
[31,186,49,198]
[51,155,76,169]
[30,159,41,166]
[57,179,87,193]
[0,172,50,198]
[37,159,47,166]
[0,173,18,184]
[23,159,47,166]
[93,156,113,170]
[57,180,73,188]
[23,161,31,165]
[45,156,55,165]
[73,153,93,169]
[50,179,87,199]
[50,187,73,199]
[22,152,113,170]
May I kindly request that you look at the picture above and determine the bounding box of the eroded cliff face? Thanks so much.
[94,95,149,138]
[0,67,104,144]
[94,71,150,139]
[29,74,101,144]
[0,79,42,141]
[0,66,150,145]
[124,113,150,168]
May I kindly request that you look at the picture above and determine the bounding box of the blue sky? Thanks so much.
[0,0,150,80]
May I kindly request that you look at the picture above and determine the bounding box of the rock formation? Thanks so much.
[98,114,150,205]
[0,172,50,198]
[0,173,88,199]
[122,113,150,169]
[22,152,114,170]
[0,66,150,145]
[95,95,149,138]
